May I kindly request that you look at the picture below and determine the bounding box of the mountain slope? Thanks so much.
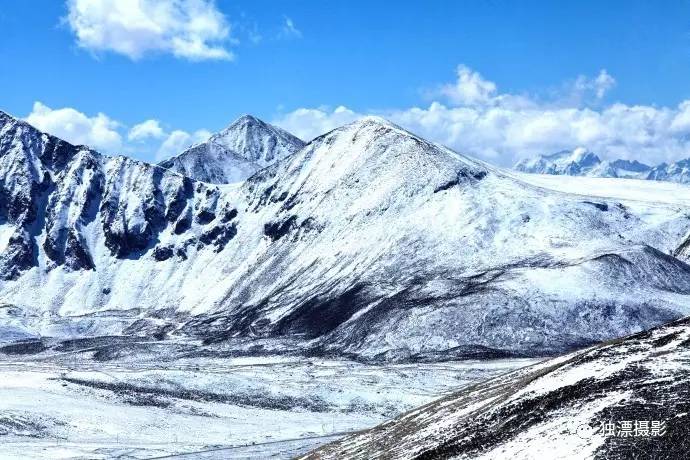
[159,115,305,183]
[0,110,238,338]
[305,316,690,459]
[182,117,690,359]
[1,111,690,360]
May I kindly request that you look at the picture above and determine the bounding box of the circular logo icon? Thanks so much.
[576,423,597,439]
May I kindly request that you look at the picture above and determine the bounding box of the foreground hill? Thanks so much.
[0,111,690,360]
[305,316,690,459]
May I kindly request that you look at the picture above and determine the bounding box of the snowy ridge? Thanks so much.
[1,110,690,360]
[304,315,690,459]
[159,114,305,183]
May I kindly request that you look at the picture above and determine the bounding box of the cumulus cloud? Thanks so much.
[590,69,616,99]
[65,0,233,61]
[273,66,690,166]
[437,65,497,106]
[562,69,617,105]
[156,128,211,160]
[279,16,302,39]
[25,102,122,153]
[274,106,359,141]
[128,119,165,141]
[23,102,210,162]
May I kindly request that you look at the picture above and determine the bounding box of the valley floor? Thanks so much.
[0,345,537,459]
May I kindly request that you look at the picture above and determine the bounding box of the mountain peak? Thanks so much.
[316,116,415,144]
[0,109,27,131]
[212,114,300,146]
[344,115,400,132]
[222,114,269,132]
[159,114,305,184]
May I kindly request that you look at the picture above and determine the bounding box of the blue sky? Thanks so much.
[3,1,690,165]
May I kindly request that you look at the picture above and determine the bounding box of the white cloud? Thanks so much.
[274,106,358,141]
[571,69,616,101]
[670,101,690,134]
[156,128,211,160]
[437,65,497,106]
[23,102,211,162]
[272,66,690,166]
[25,102,122,153]
[279,16,302,39]
[128,119,165,141]
[65,0,233,61]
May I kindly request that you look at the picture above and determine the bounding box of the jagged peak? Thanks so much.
[231,113,265,126]
[0,109,13,122]
[0,109,31,132]
[212,114,304,144]
[220,114,269,133]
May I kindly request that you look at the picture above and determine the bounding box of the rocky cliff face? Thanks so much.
[1,111,690,360]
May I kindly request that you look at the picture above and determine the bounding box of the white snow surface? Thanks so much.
[0,347,535,459]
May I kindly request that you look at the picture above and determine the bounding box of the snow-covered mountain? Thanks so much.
[646,158,690,184]
[1,110,690,360]
[514,149,690,185]
[159,114,305,183]
[514,148,604,176]
[515,148,652,179]
[305,315,690,459]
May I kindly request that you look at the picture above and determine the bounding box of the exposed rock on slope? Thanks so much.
[159,115,305,183]
[305,316,690,459]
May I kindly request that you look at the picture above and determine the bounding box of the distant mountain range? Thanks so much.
[1,110,690,361]
[515,148,690,183]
